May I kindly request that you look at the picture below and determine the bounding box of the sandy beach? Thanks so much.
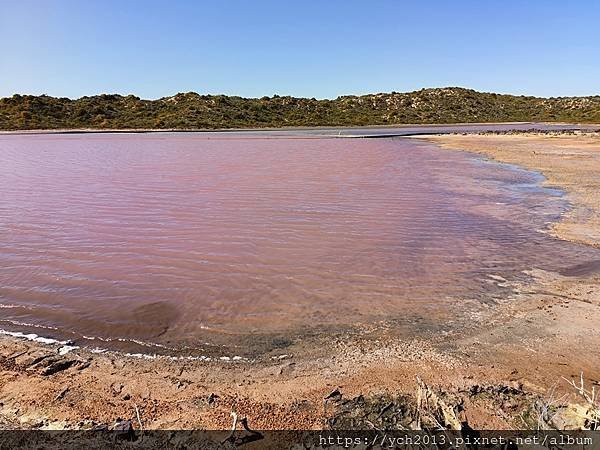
[1,131,599,432]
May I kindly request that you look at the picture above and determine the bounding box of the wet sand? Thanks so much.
[423,132,600,248]
[1,132,599,430]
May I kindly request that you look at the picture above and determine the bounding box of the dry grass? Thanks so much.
[562,373,600,429]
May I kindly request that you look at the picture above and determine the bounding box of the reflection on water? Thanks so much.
[0,133,597,354]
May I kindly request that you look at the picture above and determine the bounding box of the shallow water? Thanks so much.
[0,133,598,355]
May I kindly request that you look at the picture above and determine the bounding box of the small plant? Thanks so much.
[563,372,600,430]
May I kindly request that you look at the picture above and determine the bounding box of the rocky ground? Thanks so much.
[0,132,599,434]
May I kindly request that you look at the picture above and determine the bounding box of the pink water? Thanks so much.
[0,133,596,355]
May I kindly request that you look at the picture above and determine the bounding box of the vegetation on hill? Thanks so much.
[1,87,599,130]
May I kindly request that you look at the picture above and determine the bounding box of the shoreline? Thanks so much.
[0,121,598,137]
[1,132,599,430]
[419,132,600,248]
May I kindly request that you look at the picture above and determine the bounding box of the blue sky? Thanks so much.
[1,0,598,99]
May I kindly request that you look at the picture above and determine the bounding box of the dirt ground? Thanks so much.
[0,132,599,431]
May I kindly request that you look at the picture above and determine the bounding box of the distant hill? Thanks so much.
[1,87,599,130]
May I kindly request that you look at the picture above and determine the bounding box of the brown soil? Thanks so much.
[1,133,599,431]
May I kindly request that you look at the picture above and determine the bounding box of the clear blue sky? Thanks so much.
[1,0,598,99]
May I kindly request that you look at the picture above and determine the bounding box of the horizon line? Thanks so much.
[3,86,600,102]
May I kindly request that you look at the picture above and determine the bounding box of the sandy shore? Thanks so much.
[423,132,600,248]
[1,132,599,431]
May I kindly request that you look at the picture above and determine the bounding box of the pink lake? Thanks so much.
[0,133,597,356]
